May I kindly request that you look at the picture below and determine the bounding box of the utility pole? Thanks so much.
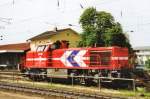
[0,35,3,41]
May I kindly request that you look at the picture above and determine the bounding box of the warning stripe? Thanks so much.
[111,57,128,60]
[26,58,48,61]
[52,57,89,60]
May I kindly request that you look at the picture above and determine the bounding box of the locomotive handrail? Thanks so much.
[0,71,135,83]
[4,72,135,81]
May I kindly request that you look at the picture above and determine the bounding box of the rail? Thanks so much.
[0,81,128,99]
[0,71,145,99]
[0,71,136,92]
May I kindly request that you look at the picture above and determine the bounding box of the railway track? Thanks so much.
[0,70,19,73]
[0,82,127,99]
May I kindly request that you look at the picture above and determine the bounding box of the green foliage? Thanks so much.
[110,33,127,47]
[78,7,132,50]
[145,59,150,69]
[79,7,97,30]
[103,22,123,46]
[79,7,105,47]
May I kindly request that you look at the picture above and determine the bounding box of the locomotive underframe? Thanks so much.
[24,67,133,85]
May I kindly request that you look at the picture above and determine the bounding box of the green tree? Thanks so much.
[145,59,150,69]
[78,7,99,47]
[78,7,132,50]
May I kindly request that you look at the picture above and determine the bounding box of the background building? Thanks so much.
[134,46,150,65]
[27,28,81,51]
[0,43,30,69]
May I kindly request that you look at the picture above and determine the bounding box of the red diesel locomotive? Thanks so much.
[22,40,131,83]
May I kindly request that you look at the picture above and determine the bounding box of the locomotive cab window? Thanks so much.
[90,51,111,66]
[37,45,47,52]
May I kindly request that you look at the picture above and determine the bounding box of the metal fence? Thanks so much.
[0,71,136,92]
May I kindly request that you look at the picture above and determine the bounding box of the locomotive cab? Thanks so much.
[24,40,69,69]
[23,40,69,80]
[50,40,69,50]
[37,40,69,51]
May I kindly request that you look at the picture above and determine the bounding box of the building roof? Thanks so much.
[28,28,79,40]
[0,43,30,53]
[133,46,150,51]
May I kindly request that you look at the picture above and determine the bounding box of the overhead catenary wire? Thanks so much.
[0,26,5,29]
[0,0,84,25]
[93,0,122,6]
[0,17,12,20]
[0,1,12,7]
[0,19,11,24]
[80,4,84,9]
[0,0,149,29]
[7,0,78,25]
[57,0,59,7]
[12,0,15,5]
[123,22,150,28]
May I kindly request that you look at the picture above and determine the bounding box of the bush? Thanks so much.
[145,59,150,69]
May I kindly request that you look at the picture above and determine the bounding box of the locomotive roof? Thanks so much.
[56,46,125,51]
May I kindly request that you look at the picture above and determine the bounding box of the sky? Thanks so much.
[0,0,150,47]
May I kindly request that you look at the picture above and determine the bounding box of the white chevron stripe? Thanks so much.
[74,50,87,67]
[60,51,73,67]
[35,50,89,67]
[52,58,60,60]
